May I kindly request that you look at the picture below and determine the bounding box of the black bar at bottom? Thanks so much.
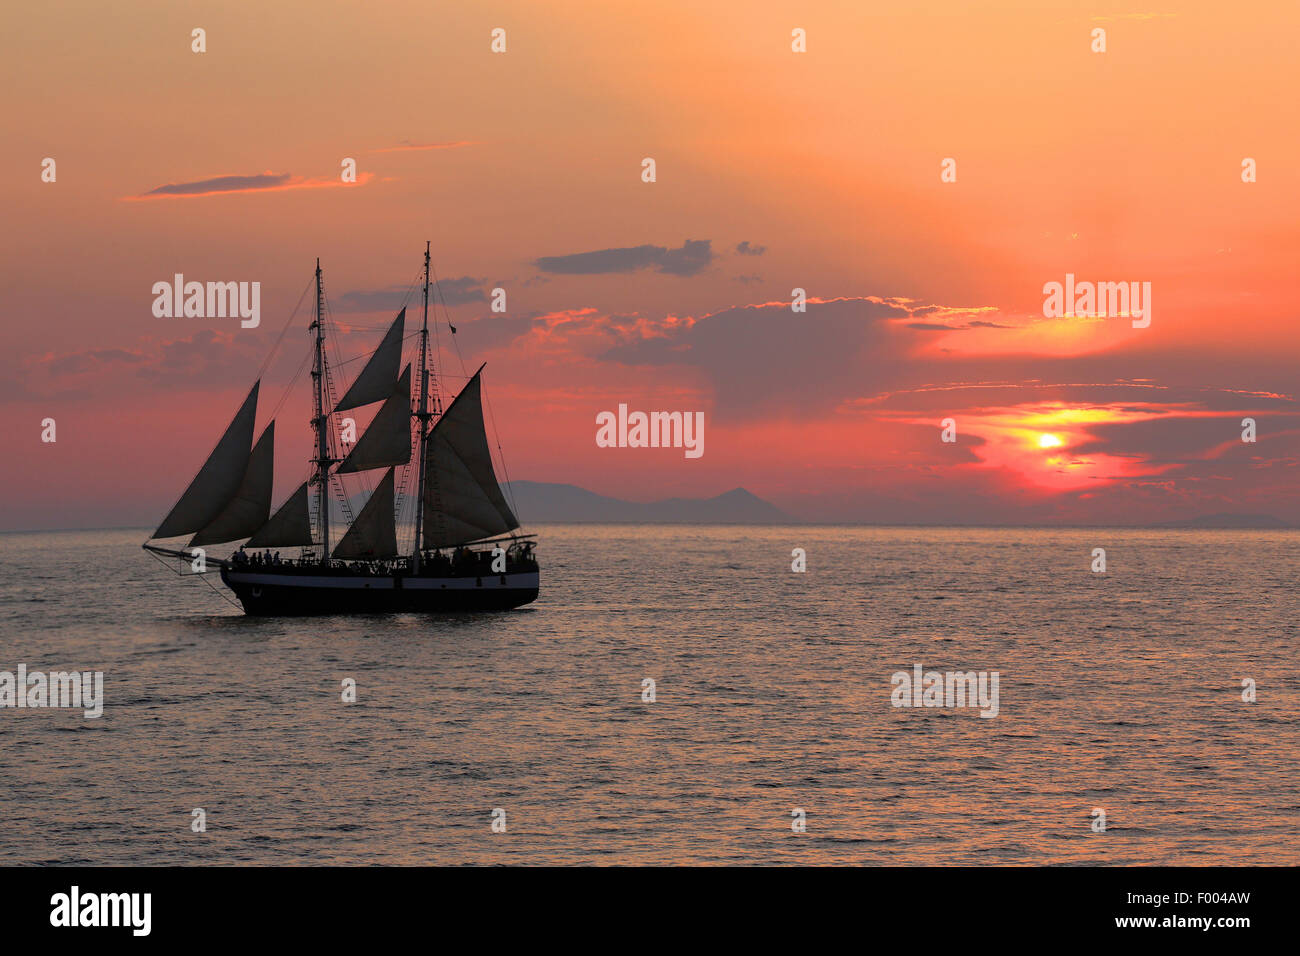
[0,865,1282,943]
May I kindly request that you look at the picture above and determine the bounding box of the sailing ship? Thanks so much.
[142,244,539,615]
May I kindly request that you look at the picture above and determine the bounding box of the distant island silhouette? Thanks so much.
[503,483,1293,529]
[504,481,793,523]
[1154,513,1292,529]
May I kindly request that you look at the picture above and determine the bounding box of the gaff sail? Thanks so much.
[421,367,519,548]
[333,467,398,559]
[333,309,405,412]
[245,480,313,549]
[189,422,275,546]
[336,365,412,474]
[152,382,259,539]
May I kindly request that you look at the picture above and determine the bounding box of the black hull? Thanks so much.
[220,567,539,616]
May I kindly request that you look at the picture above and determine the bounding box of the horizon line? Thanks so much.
[3,521,1295,535]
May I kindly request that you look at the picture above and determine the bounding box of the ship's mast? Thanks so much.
[412,242,434,572]
[310,258,332,564]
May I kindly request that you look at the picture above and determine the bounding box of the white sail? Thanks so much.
[333,467,398,559]
[245,480,313,549]
[336,365,412,474]
[189,422,275,546]
[334,308,405,412]
[153,382,259,539]
[421,369,519,548]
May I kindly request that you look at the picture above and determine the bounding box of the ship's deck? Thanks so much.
[226,558,539,578]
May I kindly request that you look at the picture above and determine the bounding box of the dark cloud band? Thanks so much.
[535,240,714,277]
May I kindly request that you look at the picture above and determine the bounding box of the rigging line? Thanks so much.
[325,305,417,507]
[427,261,519,522]
[381,333,423,519]
[323,292,370,445]
[338,259,418,326]
[144,549,243,611]
[146,275,314,542]
[266,348,312,424]
[200,570,245,611]
[480,378,523,523]
[145,547,188,577]
[394,460,416,551]
[327,266,422,360]
[329,287,422,368]
[319,278,348,449]
[254,275,314,382]
[430,262,469,382]
[329,451,363,530]
[338,261,418,329]
[398,266,424,312]
[403,333,422,550]
[430,298,443,416]
[319,276,362,532]
[323,305,416,523]
[332,318,410,331]
[426,261,466,479]
[326,294,385,515]
[330,331,423,369]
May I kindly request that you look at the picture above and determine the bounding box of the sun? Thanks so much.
[1037,433,1063,449]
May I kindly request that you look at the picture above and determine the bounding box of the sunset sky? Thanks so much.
[2,0,1298,530]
